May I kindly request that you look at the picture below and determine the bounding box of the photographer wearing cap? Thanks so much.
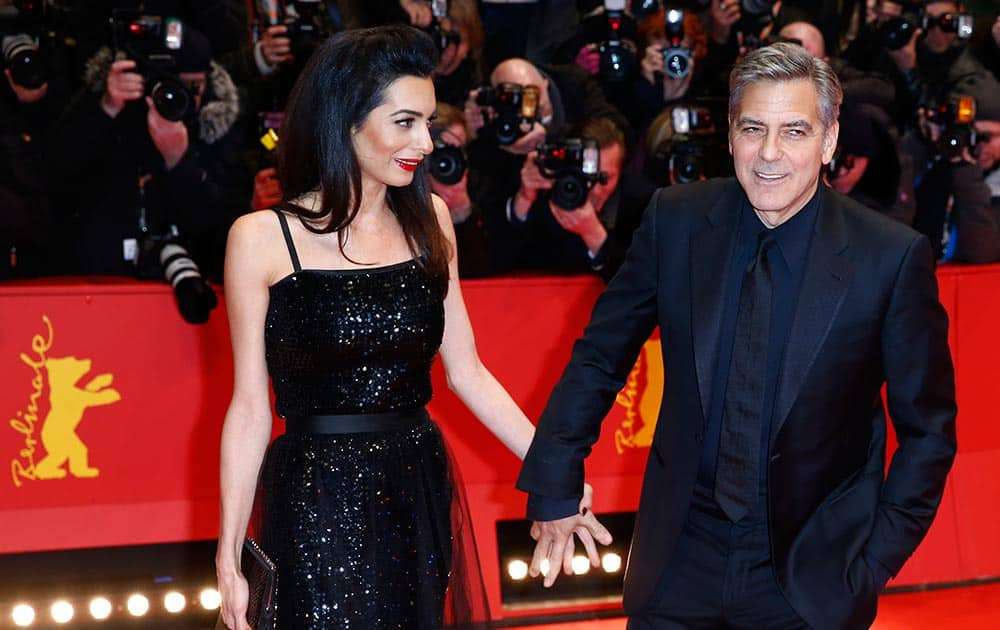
[47,19,249,320]
[493,116,653,281]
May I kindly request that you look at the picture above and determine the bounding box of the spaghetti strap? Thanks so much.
[272,208,302,273]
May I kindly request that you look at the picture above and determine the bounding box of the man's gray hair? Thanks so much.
[729,42,843,130]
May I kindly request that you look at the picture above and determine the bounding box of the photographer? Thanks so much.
[1,0,74,278]
[915,86,1000,264]
[464,56,631,231]
[493,116,654,281]
[48,21,248,290]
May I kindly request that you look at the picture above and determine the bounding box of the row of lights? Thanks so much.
[8,588,221,627]
[507,551,623,581]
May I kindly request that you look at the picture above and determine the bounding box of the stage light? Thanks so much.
[12,604,35,627]
[164,591,186,613]
[200,588,222,610]
[126,594,149,617]
[50,601,73,624]
[602,551,623,573]
[507,559,529,580]
[539,558,550,577]
[89,597,113,620]
[572,555,591,575]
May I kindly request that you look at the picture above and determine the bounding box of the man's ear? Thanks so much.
[821,120,840,164]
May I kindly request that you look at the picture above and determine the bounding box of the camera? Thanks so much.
[424,0,461,53]
[585,0,635,83]
[661,8,691,79]
[671,104,714,135]
[136,228,218,324]
[429,129,467,185]
[2,33,45,88]
[922,12,974,40]
[110,10,191,122]
[926,95,978,161]
[535,137,608,210]
[475,82,540,145]
[281,0,331,53]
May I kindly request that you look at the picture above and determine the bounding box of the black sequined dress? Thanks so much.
[257,209,489,629]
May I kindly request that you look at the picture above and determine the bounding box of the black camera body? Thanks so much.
[281,0,331,54]
[824,146,856,180]
[651,103,727,187]
[535,137,608,210]
[661,8,691,79]
[429,130,467,185]
[877,4,973,51]
[926,95,978,161]
[475,82,539,145]
[596,10,636,83]
[111,11,191,122]
[424,0,460,53]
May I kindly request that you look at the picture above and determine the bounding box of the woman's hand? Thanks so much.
[217,565,252,630]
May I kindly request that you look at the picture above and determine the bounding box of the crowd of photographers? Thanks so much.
[2,0,998,322]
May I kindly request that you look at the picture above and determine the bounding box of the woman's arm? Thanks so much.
[216,212,280,630]
[433,196,536,459]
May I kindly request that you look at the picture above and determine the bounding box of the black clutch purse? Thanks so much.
[216,537,277,630]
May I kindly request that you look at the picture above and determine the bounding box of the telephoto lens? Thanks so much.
[160,242,218,323]
[429,135,467,185]
[2,34,46,89]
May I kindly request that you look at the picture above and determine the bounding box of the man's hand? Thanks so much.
[259,25,293,67]
[550,199,608,254]
[4,69,48,104]
[431,172,474,223]
[463,88,487,135]
[503,121,546,156]
[146,96,189,170]
[401,0,432,27]
[574,43,601,75]
[101,59,144,119]
[888,28,921,73]
[709,0,742,45]
[512,156,553,220]
[529,484,613,588]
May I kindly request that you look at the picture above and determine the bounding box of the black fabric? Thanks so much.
[286,409,428,434]
[714,232,775,523]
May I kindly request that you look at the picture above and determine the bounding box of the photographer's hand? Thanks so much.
[146,96,189,171]
[4,69,48,104]
[888,28,921,73]
[503,122,547,156]
[550,199,608,254]
[574,43,601,76]
[709,0,742,45]
[259,25,293,67]
[640,43,664,85]
[401,0,432,27]
[253,167,283,210]
[463,89,487,136]
[513,157,552,221]
[101,59,144,119]
[431,173,474,223]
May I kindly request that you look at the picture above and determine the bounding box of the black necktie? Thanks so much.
[715,231,775,522]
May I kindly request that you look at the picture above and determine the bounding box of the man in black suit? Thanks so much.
[516,43,957,630]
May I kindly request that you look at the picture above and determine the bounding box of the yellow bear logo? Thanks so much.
[33,356,121,480]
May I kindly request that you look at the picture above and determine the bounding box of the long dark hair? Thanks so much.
[277,25,450,285]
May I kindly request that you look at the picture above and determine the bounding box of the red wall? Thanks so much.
[1,267,997,618]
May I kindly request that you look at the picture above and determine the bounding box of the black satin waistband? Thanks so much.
[285,408,429,434]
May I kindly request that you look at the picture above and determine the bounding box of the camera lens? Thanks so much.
[552,174,589,210]
[599,42,632,82]
[662,48,691,79]
[2,34,46,89]
[878,16,917,51]
[430,142,467,185]
[150,77,190,122]
[670,152,703,184]
[495,118,521,145]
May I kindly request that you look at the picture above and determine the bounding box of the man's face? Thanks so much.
[924,2,960,54]
[973,120,1000,171]
[588,141,624,211]
[729,79,838,225]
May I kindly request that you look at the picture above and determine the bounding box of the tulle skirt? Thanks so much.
[254,415,491,629]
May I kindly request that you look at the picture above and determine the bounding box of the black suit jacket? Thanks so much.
[516,178,957,630]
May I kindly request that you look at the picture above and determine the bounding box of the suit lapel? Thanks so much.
[774,188,855,436]
[690,181,741,423]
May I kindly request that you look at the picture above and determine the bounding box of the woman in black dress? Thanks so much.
[216,26,611,629]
